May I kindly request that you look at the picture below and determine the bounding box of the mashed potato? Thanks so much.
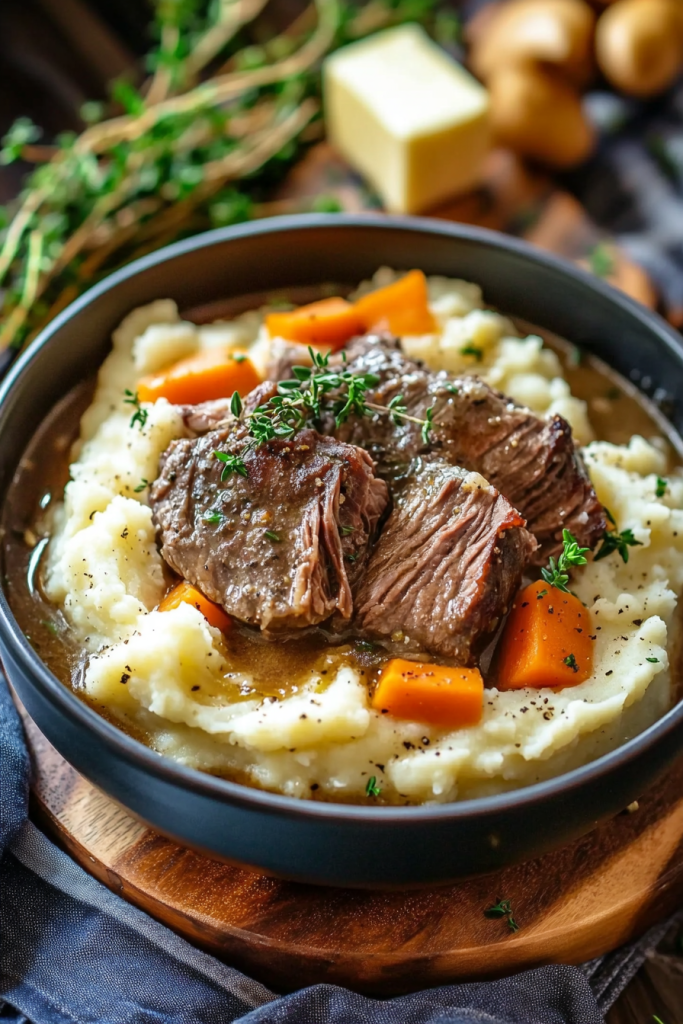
[44,273,683,803]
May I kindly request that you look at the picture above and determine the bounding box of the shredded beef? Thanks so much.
[354,458,537,662]
[331,335,604,562]
[150,426,388,633]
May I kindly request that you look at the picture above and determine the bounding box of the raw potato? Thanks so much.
[470,0,596,86]
[595,0,683,97]
[488,65,595,168]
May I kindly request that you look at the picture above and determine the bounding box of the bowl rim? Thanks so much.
[3,210,683,825]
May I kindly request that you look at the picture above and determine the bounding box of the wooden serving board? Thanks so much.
[22,709,683,995]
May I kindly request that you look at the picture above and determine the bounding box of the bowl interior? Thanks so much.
[2,213,683,824]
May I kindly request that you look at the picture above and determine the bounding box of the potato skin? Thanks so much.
[470,0,596,86]
[595,0,683,97]
[488,64,595,168]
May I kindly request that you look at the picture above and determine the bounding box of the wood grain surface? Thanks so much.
[20,708,683,996]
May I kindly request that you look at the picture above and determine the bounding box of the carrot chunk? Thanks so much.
[354,270,437,336]
[496,580,593,691]
[372,658,484,729]
[137,349,261,405]
[159,581,232,634]
[265,297,364,351]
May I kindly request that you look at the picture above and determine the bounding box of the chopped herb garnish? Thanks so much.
[356,640,376,652]
[507,915,520,933]
[563,653,578,672]
[41,620,58,636]
[213,450,248,481]
[445,383,460,394]
[646,657,660,664]
[264,530,280,542]
[124,389,148,431]
[541,530,589,593]
[230,390,243,417]
[340,525,355,535]
[604,506,616,526]
[594,526,642,564]
[230,353,247,363]
[589,243,615,278]
[461,343,483,361]
[345,553,358,563]
[653,1016,667,1024]
[133,479,149,493]
[366,775,381,797]
[203,509,224,524]
[537,589,548,598]
[656,476,668,498]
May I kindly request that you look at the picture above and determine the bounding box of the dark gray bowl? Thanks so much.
[2,214,683,888]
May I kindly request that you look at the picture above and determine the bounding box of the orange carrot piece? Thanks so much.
[372,658,484,729]
[496,580,593,691]
[137,349,261,405]
[354,270,437,336]
[159,581,232,634]
[266,297,364,351]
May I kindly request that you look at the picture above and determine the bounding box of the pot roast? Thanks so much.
[354,458,537,662]
[150,426,389,632]
[331,335,605,563]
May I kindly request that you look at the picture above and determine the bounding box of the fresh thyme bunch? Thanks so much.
[0,0,456,363]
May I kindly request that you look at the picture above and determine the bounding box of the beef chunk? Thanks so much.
[178,382,278,437]
[332,335,604,562]
[264,338,312,382]
[355,459,537,662]
[150,426,389,633]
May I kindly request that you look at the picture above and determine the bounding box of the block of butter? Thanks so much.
[324,24,491,214]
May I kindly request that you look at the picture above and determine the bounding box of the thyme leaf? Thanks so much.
[366,776,381,798]
[589,243,615,278]
[203,509,224,524]
[230,390,243,418]
[484,898,512,918]
[484,898,520,932]
[213,450,248,481]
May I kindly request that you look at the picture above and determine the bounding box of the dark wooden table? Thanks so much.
[1,1,682,1019]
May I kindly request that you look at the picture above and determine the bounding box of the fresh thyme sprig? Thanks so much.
[541,529,589,593]
[212,347,437,479]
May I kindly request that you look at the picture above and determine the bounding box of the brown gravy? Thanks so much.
[2,298,680,760]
